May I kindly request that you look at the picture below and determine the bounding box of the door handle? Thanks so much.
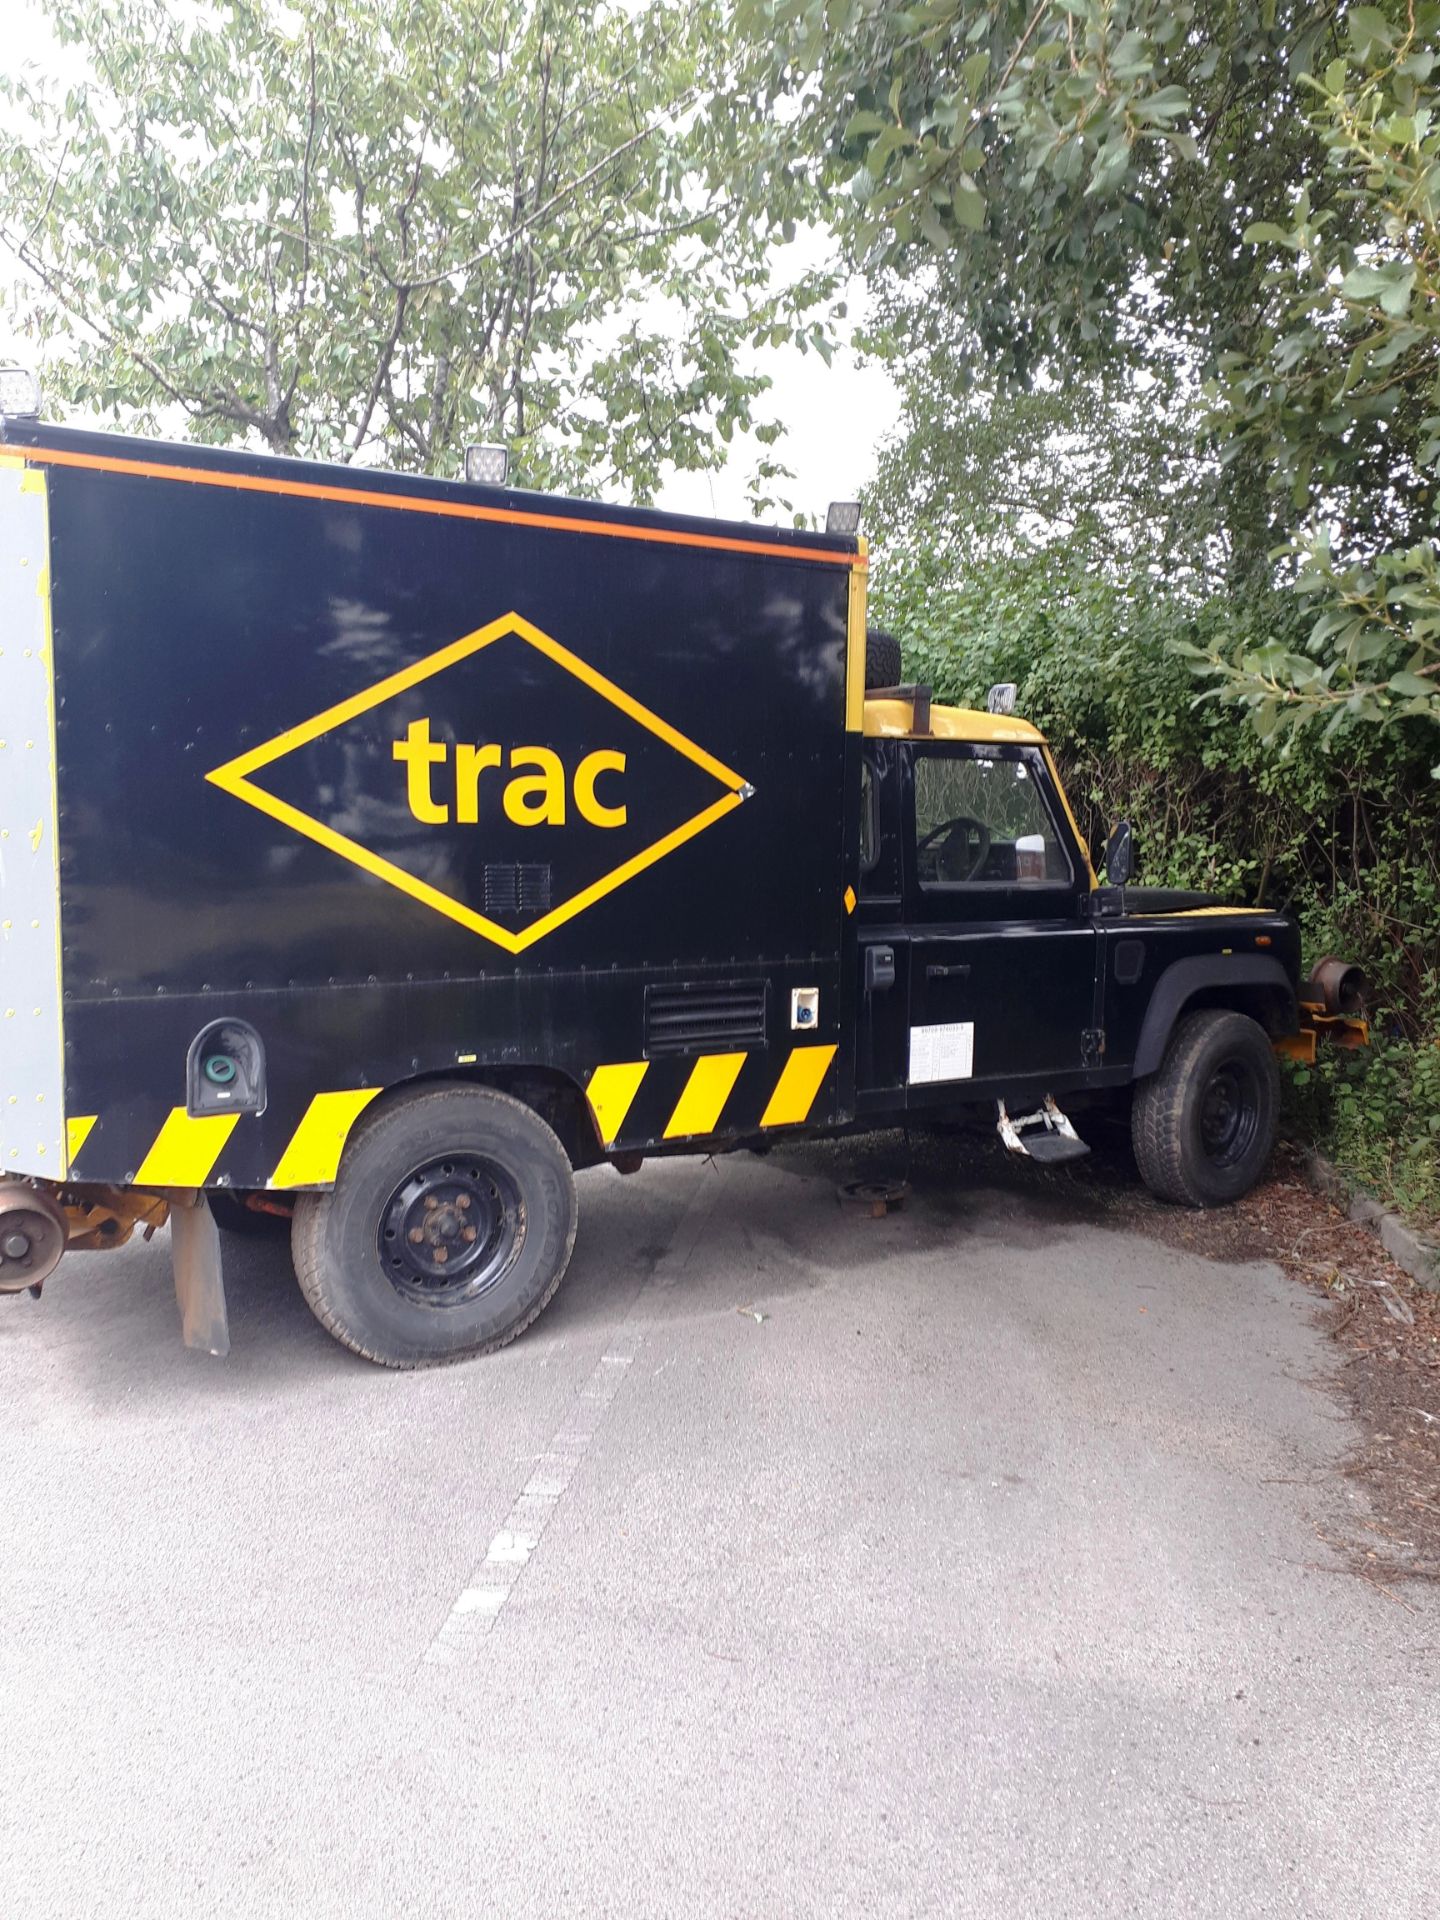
[926,962,971,980]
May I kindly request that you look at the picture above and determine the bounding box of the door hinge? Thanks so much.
[1081,1027,1105,1067]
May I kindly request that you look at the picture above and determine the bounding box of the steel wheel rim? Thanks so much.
[1198,1057,1261,1169]
[379,1154,525,1307]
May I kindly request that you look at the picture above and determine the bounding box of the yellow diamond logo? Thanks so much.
[206,612,749,954]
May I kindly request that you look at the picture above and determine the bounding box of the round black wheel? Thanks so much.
[291,1085,578,1367]
[1131,1009,1280,1208]
[865,626,902,689]
[208,1191,291,1239]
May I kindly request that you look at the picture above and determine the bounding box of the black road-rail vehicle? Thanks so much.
[0,392,1366,1365]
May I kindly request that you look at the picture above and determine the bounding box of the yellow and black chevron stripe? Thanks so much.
[63,1088,381,1191]
[61,1044,838,1189]
[586,1042,837,1147]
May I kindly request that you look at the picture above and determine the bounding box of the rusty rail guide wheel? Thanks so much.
[838,1177,909,1219]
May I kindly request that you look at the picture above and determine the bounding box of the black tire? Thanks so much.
[865,626,902,689]
[208,1191,291,1239]
[291,1084,578,1368]
[1131,1009,1280,1208]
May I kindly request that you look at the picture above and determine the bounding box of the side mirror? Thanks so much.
[1103,819,1135,889]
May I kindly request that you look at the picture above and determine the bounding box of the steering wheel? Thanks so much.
[917,813,991,884]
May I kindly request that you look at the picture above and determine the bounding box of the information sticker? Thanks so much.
[908,1021,975,1085]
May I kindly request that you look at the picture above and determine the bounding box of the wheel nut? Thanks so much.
[434,1246,449,1264]
[409,1227,424,1244]
[456,1194,471,1210]
[463,1226,477,1243]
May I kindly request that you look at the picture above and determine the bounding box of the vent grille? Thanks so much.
[483,863,553,917]
[645,980,768,1057]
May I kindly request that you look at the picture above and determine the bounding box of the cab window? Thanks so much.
[858,744,901,897]
[913,747,1073,887]
[859,760,878,874]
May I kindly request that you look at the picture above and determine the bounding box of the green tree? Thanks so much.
[0,0,831,501]
[1201,7,1440,758]
[745,0,1439,755]
[742,3,1343,382]
[863,313,1221,587]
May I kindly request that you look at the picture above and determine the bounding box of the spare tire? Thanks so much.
[865,627,902,690]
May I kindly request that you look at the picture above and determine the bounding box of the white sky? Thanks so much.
[0,0,898,524]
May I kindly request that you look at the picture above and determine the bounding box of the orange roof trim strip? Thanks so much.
[17,443,866,569]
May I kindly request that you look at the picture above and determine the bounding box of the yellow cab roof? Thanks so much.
[862,696,1046,746]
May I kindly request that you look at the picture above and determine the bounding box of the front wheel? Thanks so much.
[292,1084,578,1367]
[1131,1009,1279,1208]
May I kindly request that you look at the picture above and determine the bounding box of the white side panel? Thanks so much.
[0,461,66,1177]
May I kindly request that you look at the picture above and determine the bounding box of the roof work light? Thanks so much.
[0,367,41,419]
[464,443,510,487]
[825,501,862,535]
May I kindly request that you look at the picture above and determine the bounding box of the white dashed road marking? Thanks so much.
[422,1161,731,1665]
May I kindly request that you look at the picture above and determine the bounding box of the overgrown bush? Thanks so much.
[873,541,1440,1222]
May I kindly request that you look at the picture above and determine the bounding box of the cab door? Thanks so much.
[904,742,1098,1109]
[854,740,911,1112]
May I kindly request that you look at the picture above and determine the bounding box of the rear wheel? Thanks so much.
[292,1084,578,1367]
[1131,1009,1279,1208]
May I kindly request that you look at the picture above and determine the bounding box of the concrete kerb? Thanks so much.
[1299,1146,1440,1295]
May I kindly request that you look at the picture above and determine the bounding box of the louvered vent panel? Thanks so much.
[483,864,553,917]
[644,981,768,1057]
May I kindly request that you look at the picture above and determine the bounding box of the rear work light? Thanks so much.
[0,367,41,419]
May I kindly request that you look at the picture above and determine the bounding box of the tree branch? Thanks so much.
[397,85,701,293]
[349,285,409,456]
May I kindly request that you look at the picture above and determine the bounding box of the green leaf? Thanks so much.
[1340,265,1397,301]
[951,181,985,230]
[1347,7,1396,53]
[1139,84,1191,123]
[843,109,888,140]
[918,204,951,251]
[961,50,990,93]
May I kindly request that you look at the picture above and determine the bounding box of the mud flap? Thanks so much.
[168,1192,230,1357]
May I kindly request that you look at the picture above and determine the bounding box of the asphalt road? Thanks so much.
[2,1136,1437,1918]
